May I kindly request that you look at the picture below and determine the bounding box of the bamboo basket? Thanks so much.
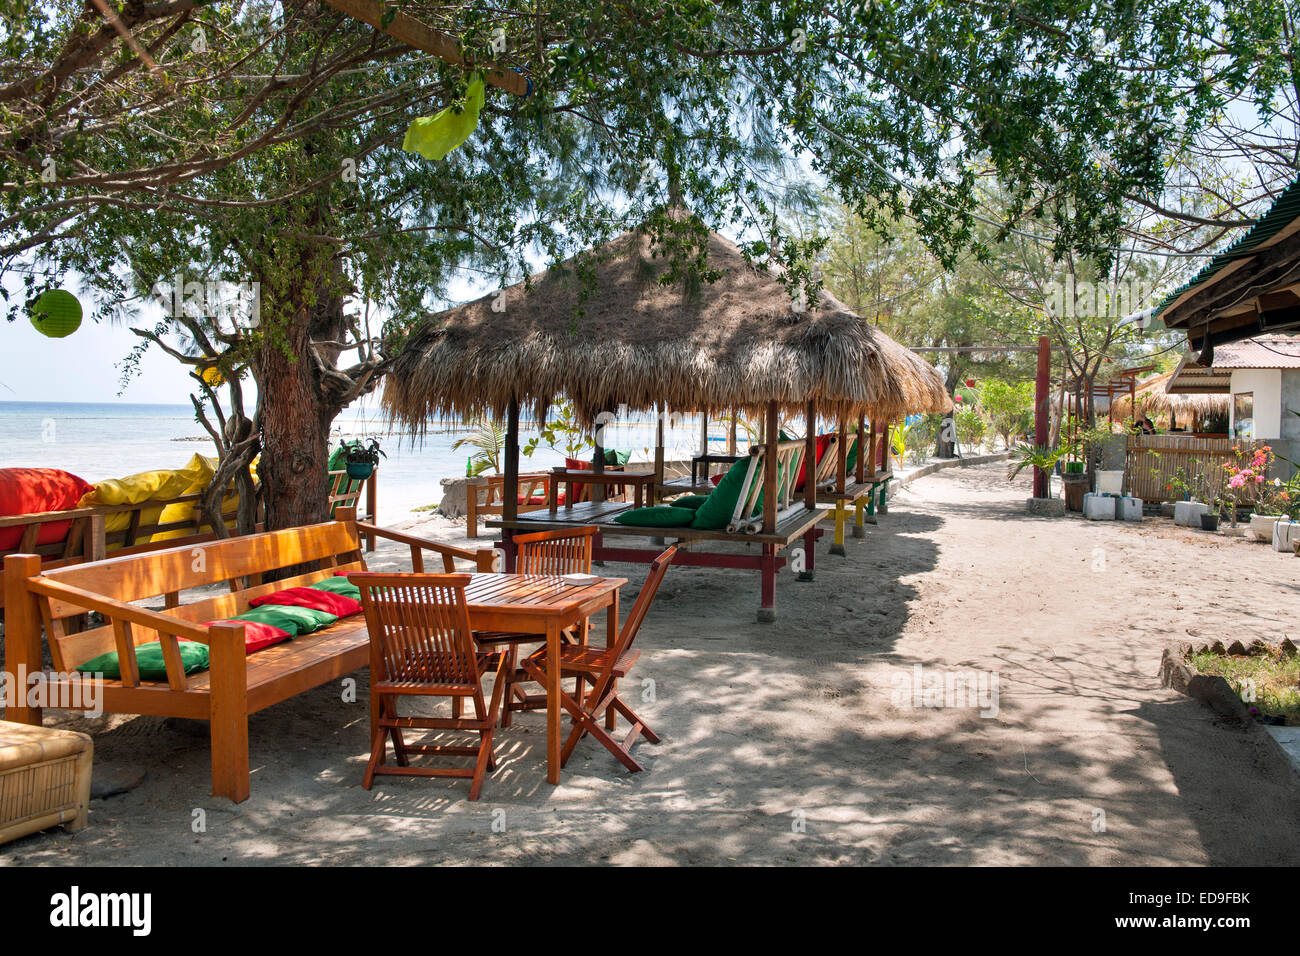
[0,720,92,845]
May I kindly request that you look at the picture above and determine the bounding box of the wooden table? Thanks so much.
[548,467,657,511]
[464,572,626,784]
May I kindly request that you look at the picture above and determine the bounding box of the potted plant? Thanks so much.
[1009,443,1066,516]
[1200,494,1229,532]
[1225,444,1278,540]
[341,438,385,480]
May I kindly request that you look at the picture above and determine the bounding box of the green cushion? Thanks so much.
[235,604,338,636]
[309,575,362,601]
[672,495,710,511]
[613,506,696,528]
[691,457,755,530]
[604,448,632,466]
[77,641,210,681]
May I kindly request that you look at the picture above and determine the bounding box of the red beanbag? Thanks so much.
[197,620,292,654]
[0,468,95,550]
[794,435,834,491]
[710,473,724,487]
[565,457,592,471]
[249,586,362,617]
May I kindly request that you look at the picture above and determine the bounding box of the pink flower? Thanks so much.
[1228,474,1246,489]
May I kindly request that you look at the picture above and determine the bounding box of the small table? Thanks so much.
[548,467,658,511]
[464,573,626,785]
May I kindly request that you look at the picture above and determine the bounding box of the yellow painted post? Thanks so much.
[831,500,846,556]
[853,498,866,537]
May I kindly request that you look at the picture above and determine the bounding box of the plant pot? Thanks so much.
[345,461,375,480]
[1200,512,1220,532]
[1249,513,1278,542]
[1062,474,1089,512]
[1159,501,1176,518]
[1174,500,1208,527]
[1273,517,1299,553]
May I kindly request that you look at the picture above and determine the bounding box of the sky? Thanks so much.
[2,305,197,405]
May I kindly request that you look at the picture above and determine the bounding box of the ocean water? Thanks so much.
[0,401,732,523]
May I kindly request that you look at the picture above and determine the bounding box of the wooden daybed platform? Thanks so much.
[491,442,826,629]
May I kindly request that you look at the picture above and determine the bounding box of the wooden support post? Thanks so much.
[3,554,44,726]
[867,419,878,479]
[757,544,777,623]
[727,411,738,456]
[653,403,665,504]
[831,414,849,555]
[365,469,378,552]
[592,414,606,504]
[699,411,710,458]
[503,398,520,572]
[1034,335,1051,499]
[208,622,250,803]
[856,414,866,483]
[800,400,817,581]
[762,401,778,535]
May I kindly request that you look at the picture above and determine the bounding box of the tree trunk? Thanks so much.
[257,313,336,531]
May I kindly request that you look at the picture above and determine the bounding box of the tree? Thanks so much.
[7,0,1288,528]
[980,380,1034,450]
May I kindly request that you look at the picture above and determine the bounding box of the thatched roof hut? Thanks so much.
[384,223,948,430]
[1110,370,1230,420]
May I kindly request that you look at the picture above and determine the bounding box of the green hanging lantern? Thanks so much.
[29,290,83,338]
[402,75,485,161]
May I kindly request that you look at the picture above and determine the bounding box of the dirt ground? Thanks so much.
[4,460,1300,866]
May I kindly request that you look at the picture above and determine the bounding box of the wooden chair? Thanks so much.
[349,572,508,801]
[474,526,598,727]
[521,545,677,772]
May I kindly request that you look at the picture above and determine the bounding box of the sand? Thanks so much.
[3,460,1299,866]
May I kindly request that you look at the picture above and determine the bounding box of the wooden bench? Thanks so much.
[2,508,496,803]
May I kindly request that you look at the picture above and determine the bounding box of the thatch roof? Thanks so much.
[1110,370,1230,419]
[384,223,950,430]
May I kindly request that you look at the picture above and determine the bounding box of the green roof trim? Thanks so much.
[1153,173,1300,321]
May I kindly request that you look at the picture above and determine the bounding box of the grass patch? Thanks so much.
[410,502,441,513]
[1188,649,1300,724]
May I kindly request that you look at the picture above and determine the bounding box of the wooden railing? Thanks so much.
[465,472,556,538]
[729,439,807,533]
[1125,435,1268,503]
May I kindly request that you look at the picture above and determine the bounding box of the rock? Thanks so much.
[1025,497,1066,517]
[91,766,146,800]
[438,476,472,518]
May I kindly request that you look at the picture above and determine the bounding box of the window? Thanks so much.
[1232,392,1254,440]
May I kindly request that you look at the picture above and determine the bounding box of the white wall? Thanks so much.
[1229,368,1283,439]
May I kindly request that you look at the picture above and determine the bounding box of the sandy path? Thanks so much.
[4,461,1299,866]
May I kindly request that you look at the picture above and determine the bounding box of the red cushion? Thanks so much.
[197,620,291,654]
[249,587,362,617]
[519,492,565,505]
[0,468,95,551]
[794,435,835,491]
[565,457,594,471]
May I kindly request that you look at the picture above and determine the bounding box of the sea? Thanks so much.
[0,401,732,524]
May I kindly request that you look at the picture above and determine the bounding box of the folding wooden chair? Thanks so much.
[521,545,677,772]
[474,526,597,727]
[349,572,508,801]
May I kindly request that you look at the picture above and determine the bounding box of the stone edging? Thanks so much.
[1159,640,1300,783]
[893,451,1011,492]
